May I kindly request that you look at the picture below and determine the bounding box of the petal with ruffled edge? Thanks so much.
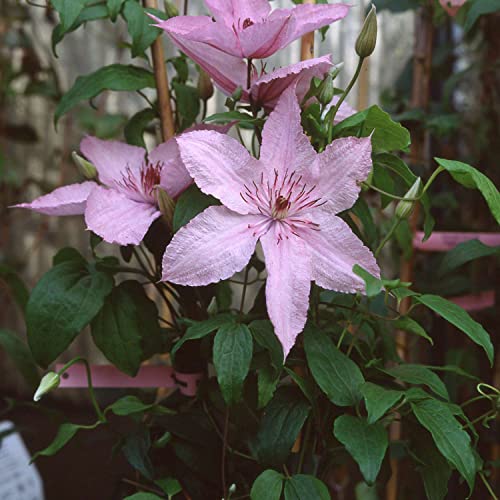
[12,182,96,216]
[162,205,265,286]
[205,0,271,26]
[315,136,372,213]
[250,55,332,109]
[259,86,317,182]
[260,224,312,358]
[84,185,160,246]
[176,130,262,214]
[80,136,146,188]
[306,202,380,293]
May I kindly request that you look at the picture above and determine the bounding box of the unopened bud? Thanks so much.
[34,372,60,402]
[72,152,97,180]
[228,484,237,494]
[197,69,214,101]
[317,74,335,107]
[355,5,377,58]
[395,178,422,219]
[163,1,179,18]
[156,187,176,231]
[231,86,243,102]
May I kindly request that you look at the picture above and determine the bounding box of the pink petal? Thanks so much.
[205,0,271,26]
[324,96,357,124]
[162,205,263,286]
[307,202,380,292]
[316,136,373,213]
[261,224,312,358]
[176,130,262,215]
[80,136,145,188]
[250,55,332,109]
[84,185,160,246]
[12,182,95,216]
[154,15,246,95]
[260,86,317,182]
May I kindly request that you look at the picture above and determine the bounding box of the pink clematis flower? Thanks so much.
[13,135,195,246]
[439,0,466,17]
[155,0,350,60]
[161,87,380,356]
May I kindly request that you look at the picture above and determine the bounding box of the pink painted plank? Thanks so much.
[414,231,500,252]
[449,290,496,312]
[56,364,203,396]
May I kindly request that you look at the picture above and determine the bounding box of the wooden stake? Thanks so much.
[300,0,316,60]
[144,0,175,140]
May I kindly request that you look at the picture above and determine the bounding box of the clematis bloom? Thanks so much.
[155,0,350,60]
[13,135,195,246]
[162,87,380,356]
[439,0,466,17]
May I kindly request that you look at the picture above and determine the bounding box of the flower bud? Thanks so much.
[395,178,422,219]
[317,74,335,107]
[197,69,214,101]
[231,86,243,102]
[228,484,237,494]
[155,186,176,231]
[34,372,60,402]
[355,5,378,59]
[72,151,97,180]
[163,1,179,18]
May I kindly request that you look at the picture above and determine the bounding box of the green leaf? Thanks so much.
[124,108,157,148]
[372,162,395,208]
[463,0,500,32]
[107,0,126,21]
[353,265,383,297]
[257,365,281,409]
[437,239,499,276]
[304,326,365,406]
[392,316,433,345]
[172,184,218,232]
[249,320,284,369]
[55,64,155,125]
[53,246,87,266]
[0,264,29,312]
[284,475,331,500]
[333,415,388,485]
[50,0,86,32]
[172,82,200,130]
[124,494,163,500]
[284,367,315,406]
[107,395,154,416]
[416,294,494,365]
[385,364,449,400]
[155,478,182,497]
[410,397,477,492]
[123,0,161,58]
[204,110,259,126]
[213,323,253,405]
[333,105,411,153]
[252,387,310,466]
[0,329,40,388]
[27,261,113,367]
[361,382,404,424]
[91,280,161,376]
[171,313,234,358]
[435,158,500,224]
[122,429,153,479]
[32,423,81,461]
[250,470,284,500]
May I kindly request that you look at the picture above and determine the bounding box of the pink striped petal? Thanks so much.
[307,203,380,292]
[261,225,312,358]
[80,136,145,187]
[205,0,271,26]
[12,182,95,216]
[176,130,262,214]
[84,185,160,246]
[316,136,373,213]
[162,205,263,286]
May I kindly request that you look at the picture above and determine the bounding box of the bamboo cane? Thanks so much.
[300,0,316,60]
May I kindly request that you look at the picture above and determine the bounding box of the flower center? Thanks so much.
[242,18,254,29]
[272,195,290,219]
[116,161,162,203]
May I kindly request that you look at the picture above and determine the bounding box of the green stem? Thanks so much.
[239,266,250,320]
[57,357,105,422]
[362,182,421,201]
[337,324,350,348]
[421,166,444,194]
[479,471,499,500]
[297,417,312,474]
[375,218,403,258]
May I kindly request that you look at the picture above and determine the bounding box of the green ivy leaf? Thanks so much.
[213,323,253,405]
[284,475,331,500]
[416,294,494,365]
[55,64,155,125]
[31,423,82,461]
[333,415,388,485]
[123,0,161,58]
[91,280,161,376]
[252,387,310,466]
[304,326,365,406]
[250,470,284,500]
[27,260,113,367]
[0,329,40,388]
[361,382,404,424]
[173,184,218,232]
[435,158,500,224]
[124,108,157,148]
[410,397,477,492]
